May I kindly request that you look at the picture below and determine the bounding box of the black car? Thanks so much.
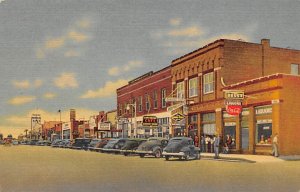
[162,137,200,161]
[100,138,127,153]
[135,137,169,158]
[71,138,92,150]
[120,138,147,156]
[51,139,63,148]
[88,139,102,151]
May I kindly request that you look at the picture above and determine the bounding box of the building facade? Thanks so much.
[117,66,172,138]
[170,39,300,155]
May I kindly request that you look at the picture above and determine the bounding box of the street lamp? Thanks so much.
[126,101,136,138]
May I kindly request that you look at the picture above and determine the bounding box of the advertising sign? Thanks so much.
[142,116,158,126]
[165,97,185,102]
[172,113,185,122]
[226,105,242,116]
[167,103,185,112]
[99,122,111,131]
[224,90,244,100]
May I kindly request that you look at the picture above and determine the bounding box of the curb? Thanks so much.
[200,154,256,163]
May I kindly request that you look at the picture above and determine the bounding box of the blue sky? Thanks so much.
[1,0,300,136]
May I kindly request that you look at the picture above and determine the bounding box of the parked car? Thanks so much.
[12,140,19,145]
[120,138,147,156]
[36,140,51,146]
[58,140,71,148]
[29,140,39,145]
[71,138,92,150]
[135,137,169,158]
[51,139,62,147]
[100,138,127,153]
[88,139,102,151]
[93,138,111,152]
[162,137,200,161]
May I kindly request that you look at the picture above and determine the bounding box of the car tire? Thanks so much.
[154,150,162,158]
[184,152,190,161]
[140,154,145,158]
[165,156,170,161]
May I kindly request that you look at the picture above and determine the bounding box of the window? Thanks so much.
[153,90,158,109]
[145,94,150,111]
[256,123,272,145]
[118,104,122,116]
[189,77,198,97]
[176,81,184,98]
[202,113,216,135]
[203,72,214,94]
[291,64,299,75]
[138,96,142,112]
[124,103,127,114]
[161,88,167,108]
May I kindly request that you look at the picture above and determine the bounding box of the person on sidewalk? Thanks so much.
[272,133,279,157]
[214,133,220,159]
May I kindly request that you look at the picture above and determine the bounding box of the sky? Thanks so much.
[1,0,300,137]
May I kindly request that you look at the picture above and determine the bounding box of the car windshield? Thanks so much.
[105,139,118,146]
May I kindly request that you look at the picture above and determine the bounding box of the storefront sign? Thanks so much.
[224,90,244,100]
[172,113,185,122]
[226,105,242,116]
[167,103,185,112]
[99,122,111,131]
[255,106,272,115]
[165,97,185,102]
[224,122,236,126]
[142,116,158,126]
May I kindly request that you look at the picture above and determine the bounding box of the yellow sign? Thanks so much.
[224,90,244,100]
[172,113,185,122]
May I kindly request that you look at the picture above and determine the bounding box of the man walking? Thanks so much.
[214,133,220,159]
[272,133,279,157]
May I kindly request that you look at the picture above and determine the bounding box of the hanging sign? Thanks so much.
[226,105,242,116]
[142,116,158,126]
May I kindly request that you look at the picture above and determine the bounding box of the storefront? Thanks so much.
[223,111,237,150]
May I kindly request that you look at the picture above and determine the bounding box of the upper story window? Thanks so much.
[138,96,143,112]
[291,64,299,75]
[118,104,122,116]
[176,81,185,99]
[153,90,158,109]
[189,77,198,97]
[203,72,214,94]
[161,88,167,108]
[145,94,150,112]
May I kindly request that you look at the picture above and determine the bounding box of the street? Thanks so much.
[1,145,300,192]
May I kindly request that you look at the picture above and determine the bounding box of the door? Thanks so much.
[241,128,249,150]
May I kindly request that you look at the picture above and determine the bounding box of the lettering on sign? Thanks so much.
[255,106,272,115]
[224,90,244,100]
[142,116,158,126]
[226,105,242,116]
[172,113,185,122]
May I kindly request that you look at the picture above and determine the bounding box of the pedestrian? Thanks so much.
[272,133,279,157]
[200,136,205,152]
[214,133,220,159]
[194,135,199,147]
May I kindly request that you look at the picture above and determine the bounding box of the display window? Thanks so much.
[256,122,272,145]
[224,123,236,149]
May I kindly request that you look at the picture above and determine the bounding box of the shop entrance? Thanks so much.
[241,128,249,151]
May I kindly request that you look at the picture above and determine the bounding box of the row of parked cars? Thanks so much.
[27,137,201,161]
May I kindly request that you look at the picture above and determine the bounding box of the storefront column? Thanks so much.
[197,113,201,137]
[235,114,241,152]
[248,106,255,153]
[215,108,222,135]
[272,99,280,135]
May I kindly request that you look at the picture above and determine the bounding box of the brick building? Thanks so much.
[170,39,300,155]
[42,121,61,141]
[117,66,172,138]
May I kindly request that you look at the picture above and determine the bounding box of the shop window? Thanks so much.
[189,77,198,97]
[161,88,167,108]
[145,94,150,112]
[203,72,214,94]
[224,124,236,149]
[291,64,299,75]
[256,123,272,145]
[176,81,185,98]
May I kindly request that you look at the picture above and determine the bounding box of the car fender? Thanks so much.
[180,147,191,153]
[152,146,161,152]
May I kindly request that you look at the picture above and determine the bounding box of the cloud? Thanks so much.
[43,93,56,99]
[167,26,203,37]
[68,31,89,43]
[36,48,46,59]
[53,73,78,89]
[169,18,182,26]
[12,80,30,89]
[77,18,91,29]
[108,60,144,76]
[81,79,128,99]
[8,96,36,105]
[12,79,43,89]
[45,37,65,49]
[64,50,81,57]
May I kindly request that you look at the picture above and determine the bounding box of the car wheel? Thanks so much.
[165,156,170,161]
[154,150,162,158]
[140,154,145,158]
[184,152,190,161]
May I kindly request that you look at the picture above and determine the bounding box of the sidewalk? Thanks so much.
[200,152,286,163]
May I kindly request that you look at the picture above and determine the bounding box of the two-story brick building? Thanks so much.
[171,39,300,155]
[117,66,172,138]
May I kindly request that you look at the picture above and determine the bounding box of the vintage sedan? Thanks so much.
[120,138,147,156]
[71,138,92,150]
[162,137,200,161]
[100,138,127,153]
[93,138,111,152]
[135,137,168,158]
[87,139,102,151]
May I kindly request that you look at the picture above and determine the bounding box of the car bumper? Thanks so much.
[101,148,121,153]
[162,151,185,157]
[135,150,153,155]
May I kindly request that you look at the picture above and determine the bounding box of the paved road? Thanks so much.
[1,145,300,192]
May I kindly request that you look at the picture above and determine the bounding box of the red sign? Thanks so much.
[142,116,158,126]
[226,105,242,116]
